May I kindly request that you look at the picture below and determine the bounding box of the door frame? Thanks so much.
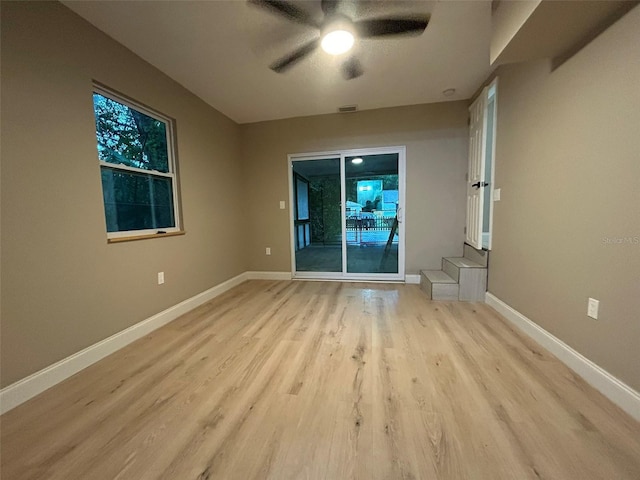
[288,152,342,281]
[466,91,487,250]
[288,145,406,281]
[466,77,498,250]
[484,78,498,250]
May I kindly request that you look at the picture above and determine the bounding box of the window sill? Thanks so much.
[107,231,186,244]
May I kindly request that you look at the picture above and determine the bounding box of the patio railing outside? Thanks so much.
[346,215,397,246]
[345,216,395,231]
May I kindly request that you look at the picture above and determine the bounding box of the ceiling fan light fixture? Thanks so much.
[321,29,354,55]
[254,0,430,77]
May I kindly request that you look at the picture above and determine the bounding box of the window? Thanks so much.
[92,85,181,240]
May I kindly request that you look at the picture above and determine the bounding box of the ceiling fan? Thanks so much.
[249,0,430,79]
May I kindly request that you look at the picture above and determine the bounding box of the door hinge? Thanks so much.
[464,226,467,234]
[465,173,468,182]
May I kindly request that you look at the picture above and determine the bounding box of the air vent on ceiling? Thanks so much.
[338,105,358,113]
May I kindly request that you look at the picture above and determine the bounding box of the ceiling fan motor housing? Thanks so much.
[251,0,429,78]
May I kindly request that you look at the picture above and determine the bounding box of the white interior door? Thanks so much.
[466,91,487,249]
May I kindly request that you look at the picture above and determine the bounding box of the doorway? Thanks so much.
[289,146,406,281]
[466,78,498,250]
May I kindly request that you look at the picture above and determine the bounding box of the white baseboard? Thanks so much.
[0,272,250,415]
[18,274,625,419]
[246,271,292,280]
[485,292,640,422]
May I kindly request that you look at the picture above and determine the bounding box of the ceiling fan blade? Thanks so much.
[342,57,364,80]
[321,0,340,17]
[249,0,318,27]
[270,39,320,73]
[355,17,429,38]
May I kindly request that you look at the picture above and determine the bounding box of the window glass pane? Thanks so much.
[296,178,309,220]
[101,167,175,232]
[93,93,169,173]
[298,225,304,250]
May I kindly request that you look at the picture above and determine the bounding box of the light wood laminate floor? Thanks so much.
[2,281,639,479]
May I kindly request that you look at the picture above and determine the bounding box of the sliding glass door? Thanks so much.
[345,153,400,275]
[290,146,405,281]
[292,156,342,274]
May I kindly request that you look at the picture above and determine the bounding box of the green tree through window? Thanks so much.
[92,87,180,237]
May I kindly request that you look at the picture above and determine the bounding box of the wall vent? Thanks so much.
[338,105,358,113]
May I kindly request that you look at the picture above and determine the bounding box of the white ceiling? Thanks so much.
[63,0,493,124]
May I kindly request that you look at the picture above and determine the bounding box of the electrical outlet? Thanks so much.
[587,298,599,319]
[266,247,271,255]
[158,272,165,285]
[279,201,286,209]
[493,188,501,201]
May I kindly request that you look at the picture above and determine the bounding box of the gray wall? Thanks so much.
[489,6,640,390]
[240,102,469,274]
[1,1,246,387]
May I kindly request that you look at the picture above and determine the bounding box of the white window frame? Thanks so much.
[93,84,181,240]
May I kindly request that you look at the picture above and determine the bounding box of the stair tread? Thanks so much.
[443,257,485,268]
[420,270,457,284]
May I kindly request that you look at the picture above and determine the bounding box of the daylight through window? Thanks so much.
[92,85,180,239]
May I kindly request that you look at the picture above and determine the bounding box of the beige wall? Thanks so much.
[490,6,640,390]
[0,2,246,387]
[490,0,540,64]
[240,102,469,274]
[7,0,635,398]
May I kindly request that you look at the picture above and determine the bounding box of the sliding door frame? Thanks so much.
[288,146,406,282]
[288,152,343,280]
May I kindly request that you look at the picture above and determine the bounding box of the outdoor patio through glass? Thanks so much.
[345,153,399,274]
[292,157,342,273]
[291,149,403,280]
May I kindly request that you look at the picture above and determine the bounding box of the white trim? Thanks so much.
[293,271,343,280]
[484,77,498,251]
[0,272,249,415]
[246,271,292,280]
[340,152,347,276]
[2,269,420,415]
[405,274,421,284]
[94,83,182,238]
[288,146,406,281]
[288,155,296,275]
[94,84,174,125]
[293,277,404,284]
[107,225,181,239]
[485,292,640,422]
[99,161,174,178]
[288,153,344,278]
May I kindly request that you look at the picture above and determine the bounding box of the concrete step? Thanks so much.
[420,270,459,301]
[463,243,489,267]
[442,258,459,281]
[441,257,487,302]
[442,257,483,283]
[442,257,485,269]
